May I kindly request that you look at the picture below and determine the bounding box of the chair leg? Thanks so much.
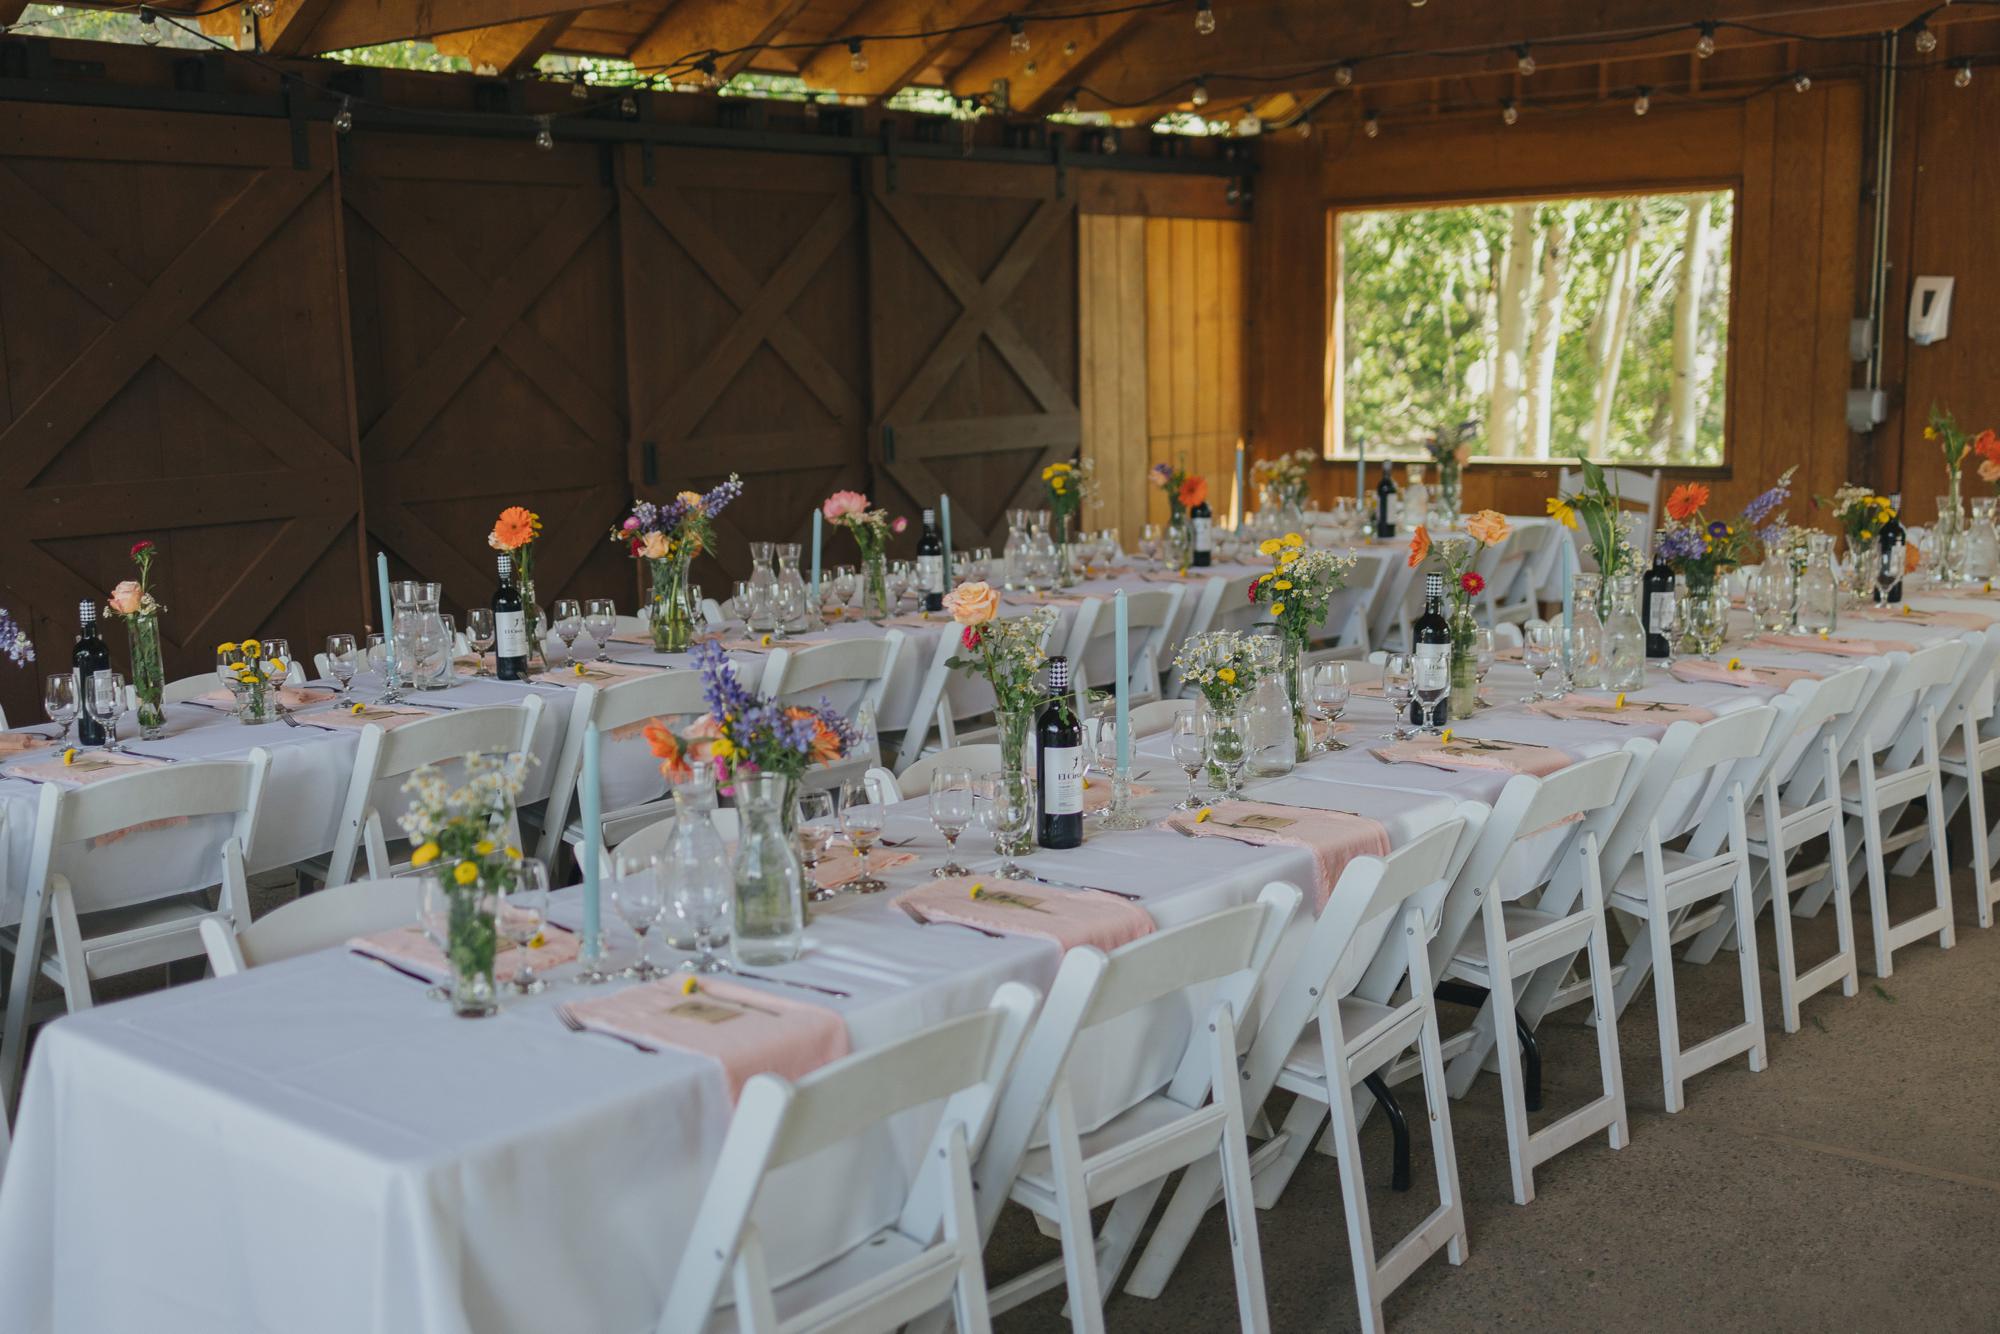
[1647,894,1686,1115]
[1414,1006,1470,1266]
[1925,771,1957,953]
[1766,844,1804,1034]
[1583,897,1630,1153]
[1486,947,1536,1206]
[1965,765,1996,928]
[1730,851,1768,1075]
[1362,1072,1411,1193]
[1046,1097,1108,1334]
[1858,797,1895,977]
[1325,1075,1387,1334]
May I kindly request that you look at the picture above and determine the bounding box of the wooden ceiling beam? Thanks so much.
[257,0,346,57]
[796,0,1011,101]
[433,14,573,75]
[626,0,814,82]
[946,4,1147,113]
[292,0,605,56]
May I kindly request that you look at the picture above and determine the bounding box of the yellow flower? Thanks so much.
[1195,808,1212,823]
[1270,602,1287,616]
[61,747,77,766]
[268,659,287,675]
[1277,549,1300,566]
[1817,627,1830,639]
[969,882,985,900]
[1924,426,1939,441]
[681,975,699,996]
[1281,532,1304,547]
[1613,692,1626,709]
[759,634,773,647]
[215,642,238,654]
[710,736,736,759]
[350,701,365,714]
[453,861,479,886]
[1439,728,1453,744]
[411,841,440,866]
[572,663,587,676]
[241,639,262,659]
[528,933,545,949]
[1258,538,1282,557]
[1216,667,1236,683]
[1272,579,1292,591]
[1546,497,1579,530]
[505,846,523,861]
[474,839,495,855]
[1726,657,1742,671]
[1050,480,1067,495]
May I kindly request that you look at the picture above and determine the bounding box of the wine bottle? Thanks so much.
[1375,462,1399,539]
[917,507,945,613]
[1190,496,1213,568]
[1036,655,1085,849]
[493,554,529,681]
[1878,507,1906,604]
[73,599,110,747]
[1410,572,1451,728]
[1643,535,1677,658]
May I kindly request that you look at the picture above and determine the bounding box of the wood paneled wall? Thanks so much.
[1079,214,1150,540]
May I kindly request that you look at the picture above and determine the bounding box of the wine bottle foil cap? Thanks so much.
[77,599,95,617]
[497,553,513,574]
[1045,654,1071,690]
[1425,572,1444,591]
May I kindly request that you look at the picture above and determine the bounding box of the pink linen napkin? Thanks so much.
[1161,801,1390,912]
[8,751,168,787]
[810,849,918,892]
[192,686,336,711]
[1749,633,1916,657]
[531,660,663,686]
[313,703,442,731]
[1139,571,1205,584]
[883,612,949,630]
[350,922,582,983]
[0,732,52,757]
[1846,605,1999,631]
[1081,777,1156,813]
[895,876,1156,952]
[1671,659,1822,690]
[1373,735,1571,777]
[564,975,850,1101]
[1530,693,1716,727]
[1002,592,1089,608]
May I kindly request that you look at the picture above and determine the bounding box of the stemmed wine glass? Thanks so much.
[43,673,77,743]
[928,766,975,877]
[1380,653,1415,741]
[1413,651,1448,736]
[498,860,551,995]
[831,566,860,613]
[669,845,731,973]
[413,872,453,1002]
[1308,662,1351,753]
[1204,705,1248,799]
[584,599,618,662]
[612,851,668,980]
[326,634,359,695]
[798,789,844,901]
[552,600,584,667]
[980,771,1035,877]
[89,669,126,751]
[838,779,888,892]
[1521,624,1559,702]
[1471,627,1497,700]
[1878,541,1907,607]
[1171,711,1210,810]
[462,611,494,677]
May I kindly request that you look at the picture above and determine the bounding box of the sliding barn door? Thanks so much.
[342,135,629,615]
[0,103,366,722]
[866,160,1079,547]
[618,147,868,586]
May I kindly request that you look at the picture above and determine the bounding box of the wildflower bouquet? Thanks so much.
[103,539,167,738]
[1252,448,1316,511]
[0,607,32,669]
[1928,404,1988,481]
[489,505,545,663]
[1823,485,1896,549]
[1171,629,1261,711]
[944,580,1055,775]
[823,490,907,619]
[1656,469,1794,593]
[679,637,857,792]
[1546,458,1635,582]
[401,751,532,1015]
[1149,460,1204,526]
[614,475,743,651]
[216,637,292,723]
[1041,458,1094,530]
[1410,511,1509,714]
[1249,533,1356,759]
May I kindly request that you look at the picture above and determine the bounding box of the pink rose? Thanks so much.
[622,516,641,532]
[822,490,870,521]
[945,580,999,627]
[108,581,143,616]
[892,516,909,534]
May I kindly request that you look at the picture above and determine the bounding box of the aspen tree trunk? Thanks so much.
[1589,202,1642,454]
[1525,208,1572,460]
[1667,196,1711,460]
[1486,204,1536,457]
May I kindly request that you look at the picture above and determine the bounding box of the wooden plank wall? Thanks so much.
[1078,214,1149,541]
[1252,83,1869,522]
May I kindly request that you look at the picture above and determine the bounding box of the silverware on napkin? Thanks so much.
[897,900,1004,938]
[1011,869,1143,901]
[554,1003,657,1052]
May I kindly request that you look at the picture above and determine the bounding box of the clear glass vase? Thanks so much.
[1965,498,1999,583]
[1448,602,1480,716]
[447,878,500,1018]
[1797,531,1840,633]
[863,551,890,621]
[732,774,805,966]
[1603,573,1646,690]
[237,681,275,725]
[1935,481,1967,587]
[648,551,696,652]
[127,612,166,740]
[660,780,731,952]
[1244,632,1298,775]
[1166,515,1194,571]
[1569,572,1607,690]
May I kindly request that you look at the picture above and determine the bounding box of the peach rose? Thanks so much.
[1464,509,1512,546]
[945,580,999,626]
[1980,459,2000,484]
[1407,525,1431,568]
[108,581,143,616]
[638,531,672,560]
[822,490,870,521]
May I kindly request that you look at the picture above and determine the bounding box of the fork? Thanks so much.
[1011,868,1143,901]
[897,901,1004,938]
[555,1004,658,1053]
[1165,819,1265,847]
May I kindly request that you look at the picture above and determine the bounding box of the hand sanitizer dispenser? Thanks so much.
[1909,276,1954,345]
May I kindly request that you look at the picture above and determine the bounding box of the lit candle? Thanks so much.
[1234,440,1246,529]
[941,493,954,586]
[810,508,822,602]
[1113,589,1131,773]
[375,551,397,684]
[580,722,602,959]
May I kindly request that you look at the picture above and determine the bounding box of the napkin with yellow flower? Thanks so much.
[1161,801,1388,911]
[894,876,1155,952]
[563,975,850,1101]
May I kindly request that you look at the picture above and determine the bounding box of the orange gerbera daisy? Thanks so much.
[1974,428,2000,464]
[643,719,692,782]
[1665,482,1709,522]
[490,505,541,550]
[1407,524,1431,568]
[1178,475,1208,509]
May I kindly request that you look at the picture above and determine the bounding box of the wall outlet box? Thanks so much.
[1848,317,1873,362]
[1846,388,1887,432]
[1909,276,1954,344]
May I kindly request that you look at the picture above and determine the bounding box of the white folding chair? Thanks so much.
[658,984,1038,1334]
[1129,820,1473,1334]
[533,671,708,871]
[1557,466,1660,560]
[1062,587,1184,713]
[866,744,1003,804]
[969,886,1300,1333]
[1887,629,2000,928]
[601,805,741,869]
[200,876,417,977]
[162,672,223,704]
[1129,698,1193,737]
[1484,522,1554,624]
[760,632,906,792]
[311,701,543,889]
[1604,709,1779,1113]
[1,753,270,1109]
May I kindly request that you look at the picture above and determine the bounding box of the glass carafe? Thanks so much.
[1965,498,1999,583]
[1933,494,1966,587]
[745,543,780,633]
[1568,573,1607,690]
[1025,513,1058,591]
[392,580,452,690]
[1243,630,1297,777]
[661,780,731,952]
[1602,573,1646,690]
[732,774,805,966]
[1002,509,1030,590]
[774,542,813,633]
[1796,531,1840,634]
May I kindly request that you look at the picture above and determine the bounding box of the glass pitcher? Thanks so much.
[1965,498,1999,583]
[392,580,453,690]
[660,777,731,953]
[1025,513,1058,591]
[732,774,805,966]
[1602,573,1646,690]
[1242,630,1297,777]
[1568,573,1607,690]
[1796,531,1840,634]
[773,542,814,633]
[744,543,780,634]
[1933,495,1966,587]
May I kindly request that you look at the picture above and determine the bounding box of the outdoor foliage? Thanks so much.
[1339,190,1733,466]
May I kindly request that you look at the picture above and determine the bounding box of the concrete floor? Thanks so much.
[988,853,2000,1332]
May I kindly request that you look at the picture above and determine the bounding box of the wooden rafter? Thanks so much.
[292,0,602,57]
[947,4,1147,114]
[433,15,574,75]
[256,0,345,57]
[796,0,1012,101]
[625,0,813,81]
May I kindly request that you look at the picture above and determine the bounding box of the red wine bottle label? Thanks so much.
[1043,746,1085,815]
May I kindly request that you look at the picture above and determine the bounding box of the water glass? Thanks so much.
[928,766,976,877]
[979,771,1035,876]
[414,872,453,1002]
[89,669,125,751]
[1877,542,1906,606]
[1381,653,1415,740]
[668,841,731,974]
[798,789,841,900]
[612,851,668,980]
[43,673,76,743]
[1522,623,1558,701]
[584,599,618,661]
[326,633,359,694]
[498,860,551,995]
[552,600,584,665]
[838,779,888,892]
[1308,662,1351,753]
[1471,627,1496,691]
[1170,711,1210,810]
[463,611,495,676]
[1204,705,1249,798]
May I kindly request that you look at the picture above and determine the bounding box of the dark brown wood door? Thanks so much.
[866,159,1080,547]
[342,134,630,616]
[0,104,366,722]
[617,146,868,587]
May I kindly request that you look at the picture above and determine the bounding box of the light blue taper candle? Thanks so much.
[580,722,602,958]
[1355,440,1366,504]
[1113,589,1131,773]
[1234,441,1246,529]
[1560,536,1574,676]
[375,552,397,683]
[810,508,822,601]
[941,493,954,586]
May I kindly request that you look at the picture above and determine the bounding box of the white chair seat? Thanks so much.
[6,893,211,985]
[1010,1092,1204,1210]
[696,1228,937,1334]
[1268,999,1403,1090]
[1446,905,1565,972]
[1606,847,1705,906]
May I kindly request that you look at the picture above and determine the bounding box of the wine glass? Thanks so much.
[584,599,618,662]
[1171,711,1210,810]
[928,766,975,877]
[1204,705,1248,799]
[1471,627,1497,698]
[980,771,1035,877]
[612,850,668,980]
[261,640,292,694]
[1413,660,1448,736]
[838,779,888,892]
[89,669,125,751]
[43,673,77,743]
[463,611,494,677]
[1308,662,1351,753]
[889,561,915,612]
[326,633,359,695]
[667,842,731,973]
[1380,653,1415,740]
[798,789,843,900]
[1139,523,1163,570]
[1522,624,1558,702]
[552,600,583,666]
[498,860,551,995]
[1877,542,1906,607]
[413,872,453,1002]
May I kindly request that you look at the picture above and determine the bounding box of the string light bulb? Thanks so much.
[139,8,161,44]
[570,71,589,99]
[333,95,353,134]
[803,94,820,121]
[696,58,720,89]
[1913,23,1938,54]
[533,115,554,151]
[1501,97,1518,125]
[1295,119,1313,139]
[1695,23,1716,58]
[249,0,274,17]
[1008,16,1029,55]
[1194,0,1216,36]
[1333,63,1354,87]
[847,37,867,73]
[1063,39,1077,56]
[1515,45,1535,76]
[619,93,638,119]
[1190,77,1209,107]
[1793,71,1812,92]
[1956,61,1973,87]
[1363,109,1380,138]
[1633,86,1651,115]
[1060,88,1080,115]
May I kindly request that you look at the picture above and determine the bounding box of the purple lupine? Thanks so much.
[1740,479,1792,527]
[1658,526,1708,564]
[0,608,31,668]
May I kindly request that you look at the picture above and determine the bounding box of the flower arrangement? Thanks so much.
[669,638,857,792]
[1149,461,1205,524]
[1546,457,1636,582]
[1973,428,2000,490]
[489,505,544,663]
[614,475,743,651]
[822,490,907,619]
[1251,448,1315,511]
[1172,630,1261,711]
[103,539,167,738]
[1041,458,1094,527]
[215,637,291,723]
[1927,404,1988,480]
[944,580,1056,776]
[1424,423,1474,515]
[1249,533,1356,760]
[0,607,31,669]
[1656,469,1794,592]
[1410,511,1510,714]
[1823,485,1896,548]
[400,751,532,1016]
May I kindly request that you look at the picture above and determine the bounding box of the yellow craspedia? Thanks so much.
[61,747,77,766]
[350,701,365,714]
[1216,667,1236,683]
[1726,657,1742,671]
[572,663,587,676]
[759,634,773,647]
[681,975,699,995]
[473,839,495,856]
[453,861,479,886]
[411,841,441,867]
[968,881,985,900]
[1439,729,1454,745]
[710,736,736,759]
[1270,602,1287,616]
[241,640,261,659]
[1613,693,1626,709]
[1195,808,1212,823]
[216,642,239,654]
[505,846,523,861]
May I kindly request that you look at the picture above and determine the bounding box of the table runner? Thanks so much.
[1671,659,1821,689]
[8,751,168,787]
[351,921,583,984]
[1748,633,1916,657]
[1531,694,1716,727]
[895,875,1155,952]
[1372,735,1571,776]
[1161,800,1391,910]
[563,974,849,1101]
